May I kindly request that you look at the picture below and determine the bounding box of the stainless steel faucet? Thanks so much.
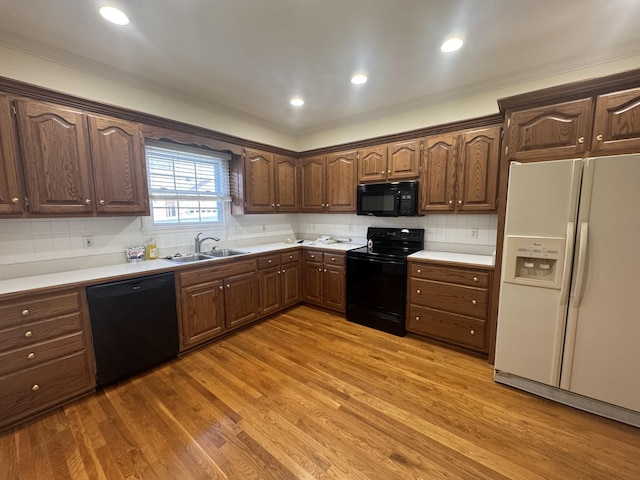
[195,232,220,253]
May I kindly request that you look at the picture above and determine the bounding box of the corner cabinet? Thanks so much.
[420,126,500,213]
[13,99,149,216]
[242,148,299,213]
[300,152,357,213]
[0,95,24,215]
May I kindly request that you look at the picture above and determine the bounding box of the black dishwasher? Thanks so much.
[86,272,179,388]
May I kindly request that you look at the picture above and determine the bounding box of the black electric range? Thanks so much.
[346,227,424,336]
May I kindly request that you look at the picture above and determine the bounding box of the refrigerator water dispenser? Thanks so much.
[503,235,566,289]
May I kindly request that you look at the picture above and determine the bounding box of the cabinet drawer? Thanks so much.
[410,264,489,287]
[280,250,300,264]
[409,279,488,318]
[0,312,84,352]
[179,259,257,287]
[0,290,81,329]
[323,253,345,266]
[0,331,87,377]
[305,250,324,263]
[407,305,485,351]
[258,254,280,269]
[0,350,94,428]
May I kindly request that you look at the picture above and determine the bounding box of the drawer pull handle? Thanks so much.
[331,257,335,261]
[32,384,40,392]
[416,289,421,294]
[417,269,421,274]
[472,299,477,305]
[473,277,478,282]
[22,309,29,316]
[470,330,475,336]
[28,352,35,360]
[310,255,315,258]
[24,330,33,338]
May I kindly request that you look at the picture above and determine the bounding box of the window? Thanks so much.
[145,140,232,225]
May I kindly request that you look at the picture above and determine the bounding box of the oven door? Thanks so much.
[346,255,407,335]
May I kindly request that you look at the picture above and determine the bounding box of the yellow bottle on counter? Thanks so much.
[146,238,158,260]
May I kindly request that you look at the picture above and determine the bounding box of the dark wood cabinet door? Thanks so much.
[0,96,24,215]
[274,155,299,213]
[88,115,148,215]
[324,265,345,312]
[300,156,325,213]
[180,280,225,349]
[15,100,94,214]
[244,149,275,213]
[225,272,260,329]
[388,139,420,181]
[421,134,457,212]
[505,98,594,162]
[326,150,357,212]
[303,262,324,306]
[259,266,282,316]
[457,126,500,212]
[592,87,640,156]
[281,262,301,307]
[358,146,387,183]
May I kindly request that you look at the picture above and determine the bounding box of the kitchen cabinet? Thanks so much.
[421,126,500,213]
[13,98,149,216]
[243,148,299,213]
[303,250,345,312]
[177,258,259,351]
[358,140,421,183]
[258,250,301,317]
[503,98,594,162]
[407,261,492,353]
[591,86,640,156]
[0,288,95,430]
[300,151,357,213]
[0,95,24,215]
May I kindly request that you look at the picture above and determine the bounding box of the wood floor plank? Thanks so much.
[2,305,640,479]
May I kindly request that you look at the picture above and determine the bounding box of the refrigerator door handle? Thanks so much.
[558,222,576,307]
[570,222,589,308]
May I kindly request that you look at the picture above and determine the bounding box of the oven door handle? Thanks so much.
[347,255,406,267]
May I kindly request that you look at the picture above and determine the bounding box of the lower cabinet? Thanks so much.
[177,259,259,351]
[0,288,95,430]
[406,261,492,353]
[258,250,301,317]
[303,250,346,312]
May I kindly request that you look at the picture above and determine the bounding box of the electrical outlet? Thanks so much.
[470,228,478,239]
[262,224,266,232]
[83,235,94,248]
[347,224,353,232]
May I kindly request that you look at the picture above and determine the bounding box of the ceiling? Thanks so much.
[1,0,640,137]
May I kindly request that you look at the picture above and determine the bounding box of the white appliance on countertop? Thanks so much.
[494,154,640,427]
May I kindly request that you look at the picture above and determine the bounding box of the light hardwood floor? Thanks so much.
[2,305,639,479]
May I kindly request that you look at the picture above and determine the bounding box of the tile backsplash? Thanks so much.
[0,212,497,279]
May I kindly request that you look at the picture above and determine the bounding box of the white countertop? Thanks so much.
[0,241,493,296]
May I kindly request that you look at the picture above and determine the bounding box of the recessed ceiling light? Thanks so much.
[290,97,304,107]
[441,37,463,53]
[99,6,130,26]
[351,74,368,85]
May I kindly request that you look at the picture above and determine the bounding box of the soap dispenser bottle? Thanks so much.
[146,238,158,260]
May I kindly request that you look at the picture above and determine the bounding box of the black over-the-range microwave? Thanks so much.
[356,181,421,217]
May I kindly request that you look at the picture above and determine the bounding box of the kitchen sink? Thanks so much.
[165,249,248,264]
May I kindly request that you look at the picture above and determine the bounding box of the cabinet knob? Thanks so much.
[415,316,420,321]
[277,203,280,207]
[472,299,477,305]
[289,255,293,259]
[27,352,35,360]
[387,170,391,174]
[310,255,315,258]
[318,268,322,271]
[85,198,91,205]
[417,269,421,274]
[596,134,604,141]
[226,284,230,289]
[271,203,275,207]
[473,277,478,282]
[324,269,327,272]
[578,136,585,144]
[277,270,281,274]
[11,197,19,204]
[99,199,105,205]
[380,171,385,174]
[268,259,272,264]
[282,269,286,273]
[321,203,325,207]
[31,384,40,392]
[22,309,29,316]
[470,330,475,336]
[331,257,335,261]
[416,289,421,294]
[457,200,462,205]
[24,330,33,338]
[448,200,453,205]
[219,285,223,290]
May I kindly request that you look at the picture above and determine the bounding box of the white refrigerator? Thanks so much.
[494,154,640,427]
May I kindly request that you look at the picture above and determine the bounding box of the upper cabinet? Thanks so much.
[421,126,500,213]
[358,140,420,183]
[591,86,640,156]
[12,98,149,216]
[300,151,357,213]
[0,96,24,215]
[242,148,299,214]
